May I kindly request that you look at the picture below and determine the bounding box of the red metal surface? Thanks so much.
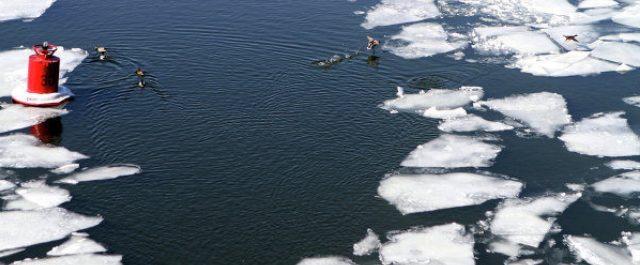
[27,44,60,94]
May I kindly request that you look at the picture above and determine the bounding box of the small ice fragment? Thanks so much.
[47,233,107,256]
[379,223,474,265]
[592,171,640,197]
[0,134,87,168]
[422,107,467,119]
[401,134,502,168]
[591,42,640,67]
[382,86,483,113]
[0,0,57,22]
[57,164,141,185]
[10,254,122,265]
[51,163,80,175]
[0,104,68,134]
[438,114,514,132]
[559,112,640,157]
[353,229,380,256]
[12,180,71,209]
[623,96,640,108]
[296,256,356,265]
[578,0,618,9]
[361,0,440,29]
[385,23,467,59]
[565,235,635,265]
[506,259,543,265]
[0,179,15,191]
[612,4,640,29]
[515,51,621,77]
[606,160,640,170]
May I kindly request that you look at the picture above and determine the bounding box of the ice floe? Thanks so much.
[6,180,71,210]
[438,114,514,132]
[0,134,87,168]
[565,235,635,265]
[0,47,87,98]
[0,104,67,134]
[612,3,640,29]
[514,51,623,76]
[0,248,24,258]
[458,0,579,26]
[590,41,640,67]
[0,0,56,22]
[11,254,122,265]
[559,112,640,157]
[0,179,15,192]
[353,229,380,256]
[382,86,483,115]
[361,0,440,29]
[297,256,356,265]
[479,92,571,137]
[400,134,502,168]
[623,96,640,107]
[47,233,106,256]
[57,164,142,185]
[385,23,467,59]
[578,0,619,9]
[378,172,522,214]
[0,207,102,252]
[543,25,600,51]
[621,232,640,263]
[473,28,559,56]
[379,223,474,265]
[606,160,640,170]
[592,171,640,197]
[490,192,581,249]
[600,33,640,44]
[51,163,80,175]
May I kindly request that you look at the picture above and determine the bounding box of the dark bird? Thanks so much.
[95,46,108,60]
[367,36,380,50]
[135,68,145,77]
[564,35,579,42]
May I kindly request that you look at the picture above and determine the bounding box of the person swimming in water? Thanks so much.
[135,68,146,88]
[564,35,579,42]
[366,36,380,53]
[96,46,108,61]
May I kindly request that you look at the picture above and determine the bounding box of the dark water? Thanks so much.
[1,0,640,264]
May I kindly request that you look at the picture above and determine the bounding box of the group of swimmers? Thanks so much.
[95,46,147,88]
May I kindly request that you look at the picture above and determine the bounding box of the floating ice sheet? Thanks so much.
[57,164,142,185]
[0,179,15,191]
[458,0,578,25]
[600,33,640,44]
[606,160,640,170]
[47,233,106,256]
[514,51,623,76]
[590,41,640,67]
[438,114,514,132]
[400,134,502,168]
[612,4,640,29]
[0,0,56,22]
[473,29,559,56]
[565,235,635,265]
[51,163,80,175]
[378,172,522,214]
[382,86,483,114]
[592,171,640,197]
[385,23,467,59]
[297,256,356,265]
[379,223,474,265]
[353,229,380,256]
[559,112,640,157]
[578,0,619,9]
[542,25,600,51]
[621,232,640,263]
[11,180,71,209]
[480,92,571,137]
[11,254,122,265]
[0,104,67,134]
[0,134,87,168]
[0,207,102,252]
[623,96,640,108]
[361,0,440,29]
[0,47,87,97]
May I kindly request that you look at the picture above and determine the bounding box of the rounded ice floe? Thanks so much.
[12,180,71,209]
[379,223,474,265]
[0,207,102,252]
[0,134,87,168]
[0,179,16,192]
[479,92,571,137]
[623,96,640,108]
[0,47,88,98]
[438,114,514,132]
[578,0,619,9]
[361,0,440,29]
[592,171,640,197]
[590,41,640,68]
[56,164,142,185]
[606,160,640,170]
[353,229,381,256]
[296,256,356,265]
[565,235,635,265]
[382,86,483,114]
[47,233,107,256]
[378,172,523,214]
[0,104,68,134]
[10,254,123,265]
[559,112,640,157]
[400,134,502,168]
[385,23,467,59]
[0,0,57,22]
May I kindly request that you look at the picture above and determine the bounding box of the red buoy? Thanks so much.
[12,42,74,107]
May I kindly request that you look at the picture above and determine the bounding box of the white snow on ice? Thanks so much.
[592,171,640,197]
[590,41,640,67]
[606,160,640,170]
[578,0,619,9]
[361,0,440,29]
[623,96,640,107]
[0,134,87,169]
[47,233,106,256]
[400,134,502,168]
[438,114,514,132]
[385,23,467,59]
[565,235,635,265]
[473,28,560,56]
[382,86,483,114]
[297,256,356,265]
[57,164,142,185]
[0,179,15,192]
[559,112,640,157]
[6,180,71,210]
[353,229,381,256]
[0,104,67,134]
[0,0,57,23]
[612,3,640,29]
[514,51,623,77]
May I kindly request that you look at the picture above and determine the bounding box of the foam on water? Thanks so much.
[490,192,582,249]
[57,164,142,185]
[400,134,502,168]
[606,160,640,170]
[382,86,483,114]
[0,47,88,97]
[10,180,71,209]
[0,104,68,134]
[11,254,122,265]
[559,112,640,157]
[378,172,522,214]
[0,208,102,252]
[353,229,381,256]
[379,223,474,265]
[361,0,440,29]
[623,96,640,107]
[0,0,56,22]
[565,235,635,265]
[479,92,572,137]
[296,256,356,265]
[385,23,467,59]
[438,114,514,132]
[0,134,87,169]
[47,233,107,256]
[592,171,640,197]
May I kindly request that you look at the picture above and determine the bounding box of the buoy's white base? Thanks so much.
[11,86,74,107]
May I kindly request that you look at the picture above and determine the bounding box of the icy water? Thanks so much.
[1,0,640,264]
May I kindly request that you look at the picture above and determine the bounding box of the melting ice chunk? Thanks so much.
[592,171,640,197]
[10,254,122,265]
[621,232,640,263]
[578,0,619,9]
[379,223,474,265]
[57,164,142,185]
[0,47,87,97]
[590,41,640,67]
[8,180,71,210]
[0,207,102,252]
[0,104,67,134]
[0,0,56,22]
[479,92,571,137]
[458,0,578,25]
[385,23,467,59]
[612,4,640,29]
[361,0,440,29]
[515,51,622,77]
[542,25,600,51]
[623,96,640,108]
[382,86,483,114]
[559,112,640,157]
[606,160,640,170]
[565,235,635,265]
[400,134,502,168]
[0,179,16,192]
[0,134,87,168]
[353,229,381,256]
[438,114,514,132]
[296,256,356,265]
[473,29,560,56]
[378,172,523,214]
[47,233,106,256]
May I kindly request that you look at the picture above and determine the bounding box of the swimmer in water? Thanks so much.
[96,46,108,61]
[563,35,578,43]
[366,36,380,54]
